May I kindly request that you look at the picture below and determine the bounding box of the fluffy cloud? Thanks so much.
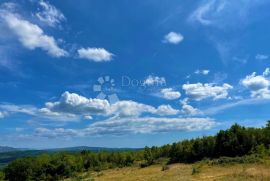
[78,48,113,62]
[35,117,215,137]
[241,73,269,90]
[35,0,66,27]
[44,91,110,115]
[255,54,268,60]
[160,88,181,100]
[143,75,166,86]
[1,12,67,57]
[163,32,184,44]
[1,91,182,122]
[194,69,210,75]
[182,83,233,101]
[181,104,200,115]
[1,91,190,124]
[108,100,156,117]
[180,99,200,116]
[240,68,270,98]
[42,92,180,118]
[155,105,179,116]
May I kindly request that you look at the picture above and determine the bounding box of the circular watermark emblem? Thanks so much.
[93,76,119,104]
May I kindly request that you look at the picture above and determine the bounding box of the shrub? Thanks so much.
[209,155,262,166]
[191,165,201,175]
[161,164,169,171]
[4,158,37,181]
[0,171,5,180]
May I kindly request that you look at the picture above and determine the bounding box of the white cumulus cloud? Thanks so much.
[1,12,67,57]
[163,32,184,44]
[108,100,156,117]
[182,83,233,101]
[44,91,110,116]
[78,48,113,62]
[240,68,270,99]
[160,88,181,100]
[42,92,180,118]
[180,99,201,116]
[181,104,200,115]
[155,105,179,116]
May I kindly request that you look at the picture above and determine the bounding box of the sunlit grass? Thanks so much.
[66,159,270,181]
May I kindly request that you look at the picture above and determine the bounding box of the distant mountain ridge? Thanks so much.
[0,146,141,167]
[0,146,141,153]
[44,146,141,152]
[0,146,18,153]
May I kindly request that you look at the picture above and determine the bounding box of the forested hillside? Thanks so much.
[1,121,270,181]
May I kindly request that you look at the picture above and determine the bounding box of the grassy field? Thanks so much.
[67,161,270,181]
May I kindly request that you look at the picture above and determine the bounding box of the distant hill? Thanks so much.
[0,146,18,153]
[44,146,141,152]
[0,146,141,167]
[0,145,141,153]
[0,150,46,167]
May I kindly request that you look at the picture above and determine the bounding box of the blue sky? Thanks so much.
[0,0,270,149]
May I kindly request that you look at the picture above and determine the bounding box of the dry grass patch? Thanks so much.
[67,161,270,181]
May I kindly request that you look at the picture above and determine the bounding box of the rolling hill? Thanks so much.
[0,146,140,167]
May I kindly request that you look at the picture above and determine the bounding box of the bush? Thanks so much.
[252,144,270,156]
[161,164,169,171]
[144,147,154,166]
[191,165,201,175]
[209,155,262,166]
[4,158,37,181]
[0,171,5,180]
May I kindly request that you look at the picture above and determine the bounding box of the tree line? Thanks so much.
[147,121,270,164]
[1,121,270,180]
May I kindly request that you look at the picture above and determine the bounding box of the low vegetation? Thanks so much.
[0,150,47,168]
[80,160,270,181]
[1,121,270,180]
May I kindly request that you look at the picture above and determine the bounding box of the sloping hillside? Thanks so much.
[67,161,270,181]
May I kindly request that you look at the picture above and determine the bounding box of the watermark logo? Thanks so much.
[121,76,166,88]
[93,76,119,104]
[93,75,166,103]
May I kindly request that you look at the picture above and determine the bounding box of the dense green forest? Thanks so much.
[1,121,270,181]
[0,147,140,168]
